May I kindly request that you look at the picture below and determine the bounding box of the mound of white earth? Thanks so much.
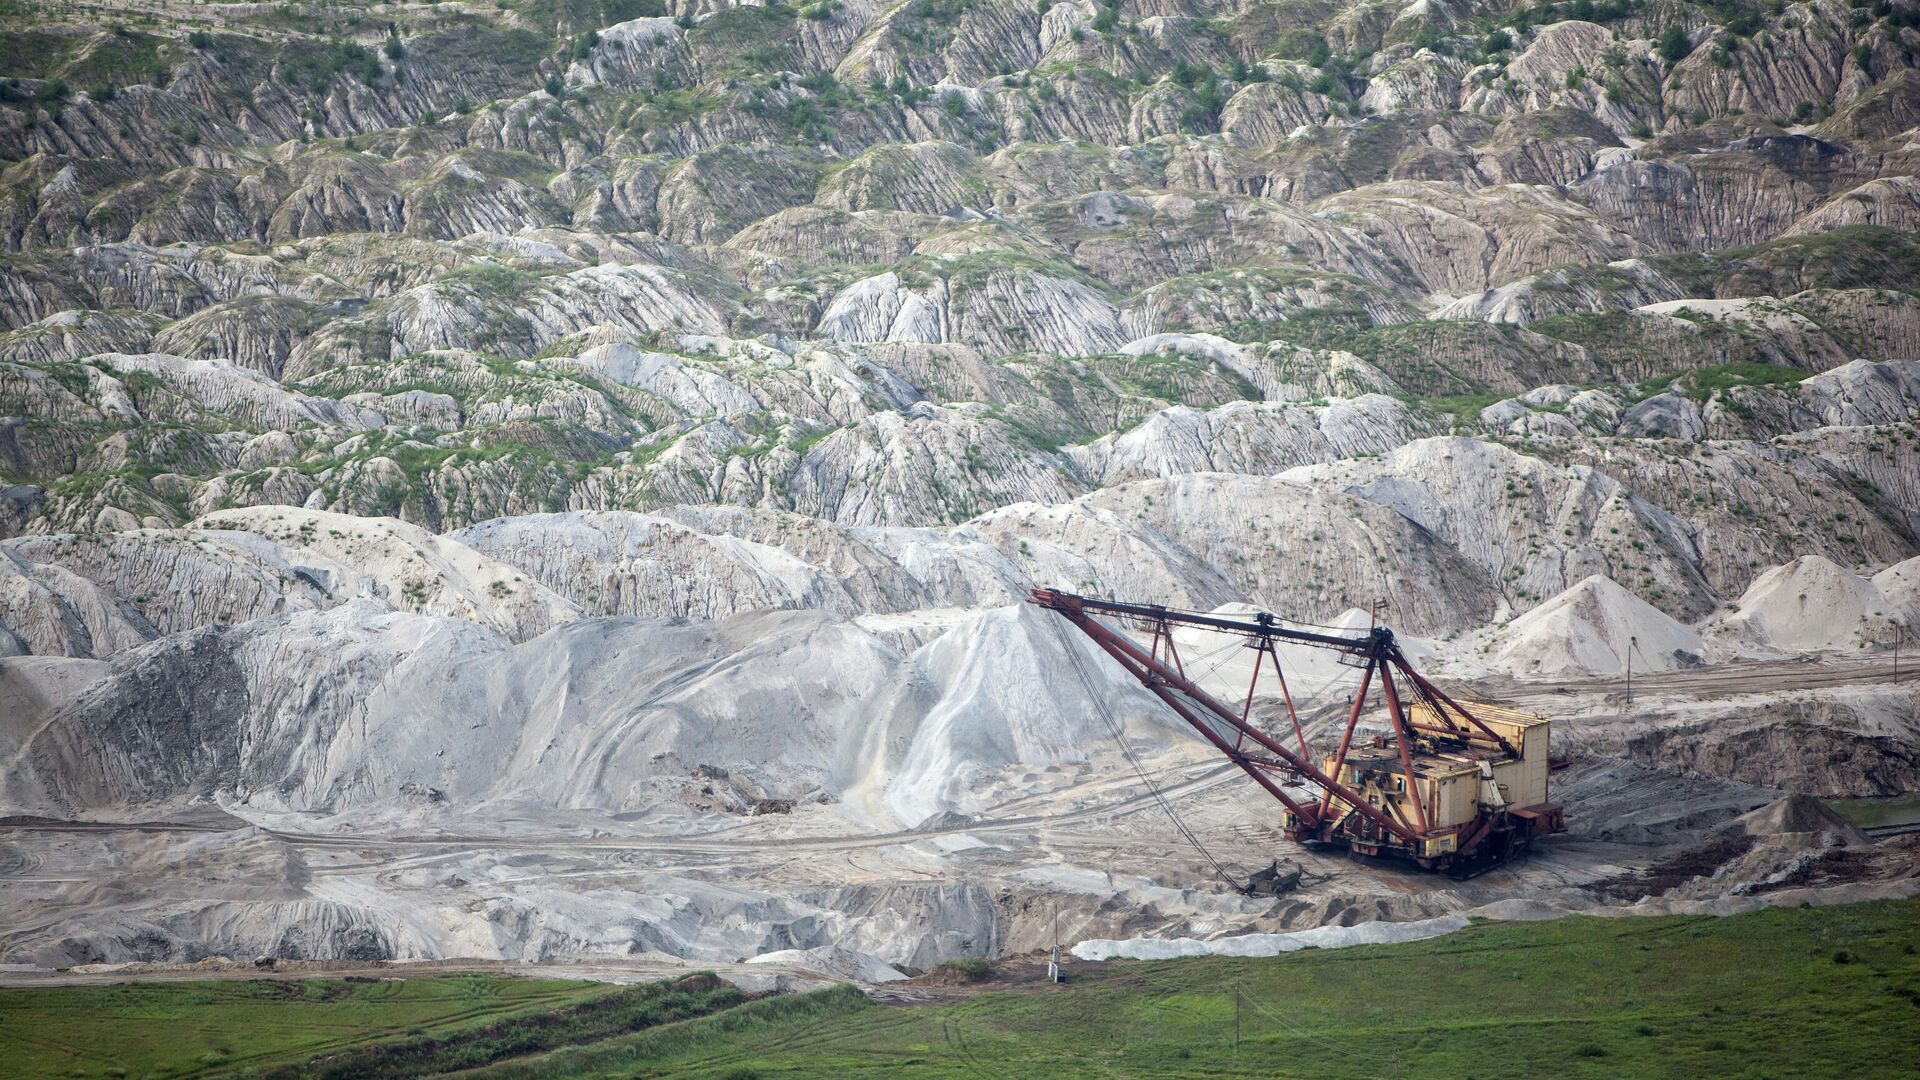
[0,549,154,658]
[1707,555,1902,654]
[452,510,867,620]
[1072,914,1470,961]
[1871,556,1920,625]
[1729,795,1870,845]
[853,602,1183,827]
[194,506,580,643]
[2,600,1185,830]
[1487,575,1706,676]
[1282,437,1715,622]
[746,945,909,983]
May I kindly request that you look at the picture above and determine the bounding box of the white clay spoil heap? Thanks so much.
[1489,575,1707,676]
[1708,555,1905,654]
[0,600,1179,832]
[746,946,909,983]
[1871,557,1920,627]
[1072,915,1472,961]
[1729,795,1871,845]
[196,506,582,643]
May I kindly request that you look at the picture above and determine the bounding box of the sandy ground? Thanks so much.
[2,655,1913,985]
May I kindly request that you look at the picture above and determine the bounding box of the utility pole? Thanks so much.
[1233,989,1241,1051]
[1047,902,1062,984]
[1626,634,1637,704]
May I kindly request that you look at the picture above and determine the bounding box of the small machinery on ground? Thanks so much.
[1029,588,1564,876]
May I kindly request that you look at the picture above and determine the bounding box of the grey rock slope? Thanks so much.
[0,600,1179,831]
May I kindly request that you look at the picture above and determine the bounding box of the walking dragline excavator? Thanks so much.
[1029,588,1565,876]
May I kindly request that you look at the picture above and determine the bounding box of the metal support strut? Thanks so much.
[1029,588,1422,845]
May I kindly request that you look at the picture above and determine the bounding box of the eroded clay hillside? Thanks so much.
[0,0,1917,972]
[3,0,1918,636]
[1,0,1917,558]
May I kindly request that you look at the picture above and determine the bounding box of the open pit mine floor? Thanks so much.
[3,896,1917,1079]
[5,655,1918,993]
[0,735,1708,982]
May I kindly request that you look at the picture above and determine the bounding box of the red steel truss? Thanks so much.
[1027,588,1521,853]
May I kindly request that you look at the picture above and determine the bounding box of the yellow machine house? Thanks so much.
[1313,702,1559,864]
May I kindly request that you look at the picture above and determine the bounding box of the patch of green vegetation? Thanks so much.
[785,423,836,458]
[1525,308,1769,383]
[754,81,861,146]
[258,974,743,1080]
[1028,59,1134,91]
[629,85,724,127]
[503,0,668,44]
[1155,265,1366,296]
[278,38,384,95]
[435,24,551,78]
[1455,0,1640,50]
[1533,262,1641,299]
[0,974,615,1079]
[507,0,667,35]
[1527,309,1628,349]
[1658,24,1695,63]
[1641,361,1808,400]
[687,3,798,79]
[1271,318,1590,397]
[979,402,1080,455]
[439,262,550,299]
[623,430,683,470]
[58,27,168,89]
[1268,29,1335,65]
[1649,225,1920,299]
[475,983,879,1079]
[893,0,979,46]
[1216,309,1359,352]
[382,423,616,476]
[934,956,992,979]
[454,146,565,188]
[512,897,1920,1078]
[1086,348,1260,407]
[915,249,1119,302]
[1176,72,1230,133]
[1420,392,1506,423]
[0,30,74,79]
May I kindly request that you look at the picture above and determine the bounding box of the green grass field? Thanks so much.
[0,973,616,1078]
[4,898,1917,1079]
[477,896,1920,1079]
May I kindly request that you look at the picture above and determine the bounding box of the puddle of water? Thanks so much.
[1823,795,1920,829]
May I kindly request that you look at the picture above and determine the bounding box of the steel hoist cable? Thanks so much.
[1050,615,1248,895]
